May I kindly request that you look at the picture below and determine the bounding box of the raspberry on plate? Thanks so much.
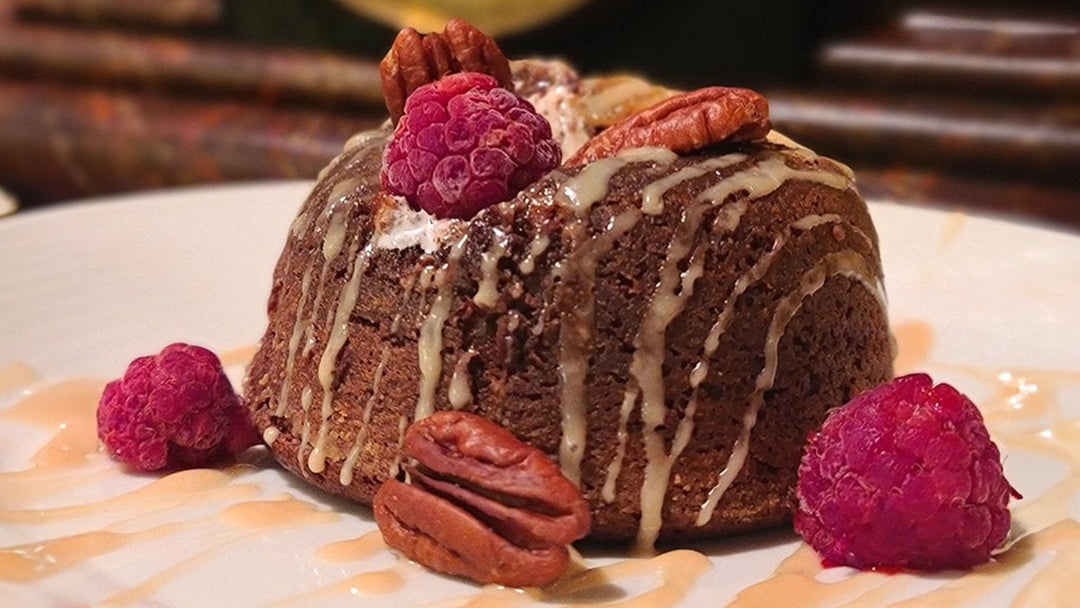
[381,72,561,219]
[794,373,1019,571]
[97,343,259,471]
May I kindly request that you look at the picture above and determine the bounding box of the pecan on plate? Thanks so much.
[380,18,513,124]
[566,86,771,165]
[373,411,590,587]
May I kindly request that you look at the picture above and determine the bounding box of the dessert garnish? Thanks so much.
[794,373,1020,571]
[97,343,259,471]
[380,17,514,125]
[373,411,590,587]
[380,71,561,220]
[565,86,771,164]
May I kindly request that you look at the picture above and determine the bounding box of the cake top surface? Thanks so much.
[345,43,823,254]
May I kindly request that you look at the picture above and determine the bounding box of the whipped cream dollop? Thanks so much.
[374,195,464,253]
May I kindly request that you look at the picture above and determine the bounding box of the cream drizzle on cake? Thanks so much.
[556,206,643,486]
[415,234,470,422]
[339,271,421,486]
[519,233,551,275]
[276,268,311,416]
[8,358,1080,604]
[309,238,375,474]
[560,149,881,549]
[448,350,476,409]
[551,160,630,483]
[260,132,387,447]
[474,229,511,308]
[296,386,312,470]
[696,249,886,527]
[616,146,678,165]
[270,212,314,420]
[551,147,677,486]
[627,152,751,549]
[298,133,385,473]
[389,413,409,478]
[557,157,628,216]
[301,193,355,358]
[640,155,747,216]
[621,211,877,530]
[266,129,888,545]
[602,155,747,505]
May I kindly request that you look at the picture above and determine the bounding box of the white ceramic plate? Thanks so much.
[1,182,1079,607]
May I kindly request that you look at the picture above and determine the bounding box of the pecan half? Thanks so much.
[380,18,513,124]
[375,481,570,587]
[566,86,771,165]
[373,411,590,587]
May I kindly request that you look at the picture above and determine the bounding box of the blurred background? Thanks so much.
[0,0,1077,228]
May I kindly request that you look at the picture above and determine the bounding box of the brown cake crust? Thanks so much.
[244,126,893,544]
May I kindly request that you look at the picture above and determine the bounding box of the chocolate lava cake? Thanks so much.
[244,55,893,547]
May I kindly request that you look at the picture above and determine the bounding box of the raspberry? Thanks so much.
[794,374,1018,571]
[97,343,259,471]
[381,72,561,219]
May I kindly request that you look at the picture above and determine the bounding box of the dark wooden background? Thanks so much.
[1,0,1077,230]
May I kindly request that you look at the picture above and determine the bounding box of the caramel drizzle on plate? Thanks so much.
[2,209,1080,605]
[2,354,1080,605]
